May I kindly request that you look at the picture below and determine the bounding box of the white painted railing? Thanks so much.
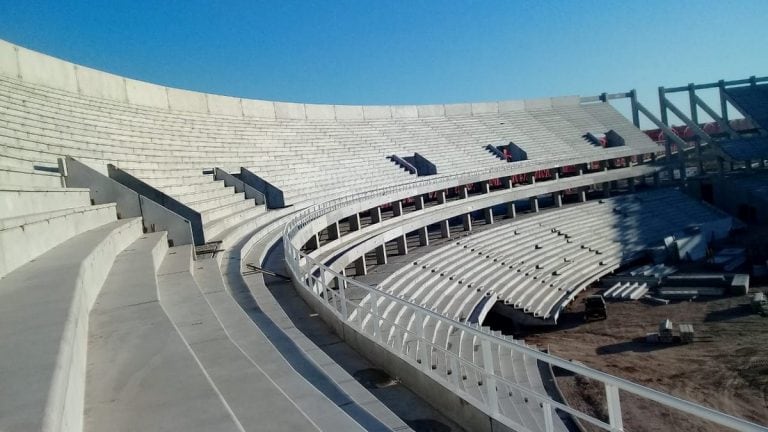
[280,171,768,432]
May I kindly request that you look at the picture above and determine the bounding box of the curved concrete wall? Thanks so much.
[0,39,580,120]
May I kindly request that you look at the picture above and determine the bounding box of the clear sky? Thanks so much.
[1,0,766,117]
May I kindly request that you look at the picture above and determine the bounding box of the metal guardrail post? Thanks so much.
[605,383,623,431]
[480,339,499,415]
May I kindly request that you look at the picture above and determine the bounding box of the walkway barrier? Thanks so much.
[281,171,768,432]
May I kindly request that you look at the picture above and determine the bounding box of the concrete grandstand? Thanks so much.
[0,38,766,432]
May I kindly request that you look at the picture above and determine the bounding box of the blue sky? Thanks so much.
[1,0,766,118]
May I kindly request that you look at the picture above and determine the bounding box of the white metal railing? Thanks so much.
[279,168,768,432]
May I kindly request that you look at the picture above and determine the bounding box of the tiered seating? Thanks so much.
[0,73,657,208]
[372,189,730,324]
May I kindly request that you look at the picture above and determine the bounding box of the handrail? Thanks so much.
[279,165,768,432]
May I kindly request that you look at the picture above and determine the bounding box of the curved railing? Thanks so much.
[281,168,768,432]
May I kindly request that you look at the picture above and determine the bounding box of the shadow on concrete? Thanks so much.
[405,419,453,432]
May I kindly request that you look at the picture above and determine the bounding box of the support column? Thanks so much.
[354,256,367,275]
[418,226,429,246]
[415,194,425,210]
[603,182,611,198]
[553,192,563,208]
[529,196,539,213]
[392,200,403,217]
[481,181,490,194]
[554,168,560,180]
[579,188,587,203]
[463,213,472,231]
[504,177,514,189]
[506,202,516,218]
[370,206,382,224]
[328,221,340,240]
[484,207,494,224]
[437,190,447,204]
[529,173,536,185]
[396,235,408,255]
[307,233,320,250]
[459,185,469,199]
[440,220,451,238]
[349,213,361,231]
[375,244,387,264]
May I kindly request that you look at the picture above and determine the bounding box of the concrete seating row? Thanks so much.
[374,189,730,324]
[0,74,658,207]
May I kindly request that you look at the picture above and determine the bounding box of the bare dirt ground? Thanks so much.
[519,289,768,431]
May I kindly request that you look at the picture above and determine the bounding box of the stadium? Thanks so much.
[0,36,767,432]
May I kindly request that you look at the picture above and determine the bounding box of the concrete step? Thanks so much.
[157,246,347,432]
[0,203,118,278]
[204,205,267,241]
[0,186,91,218]
[137,174,216,188]
[84,232,244,432]
[0,218,142,432]
[200,198,256,224]
[160,179,227,196]
[183,188,241,211]
[0,164,62,188]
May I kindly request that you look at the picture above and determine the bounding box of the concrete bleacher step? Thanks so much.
[160,179,227,196]
[203,205,267,241]
[85,232,247,431]
[0,203,118,278]
[0,163,63,188]
[184,188,242,211]
[1,185,91,218]
[157,246,365,432]
[0,217,142,432]
[200,197,257,224]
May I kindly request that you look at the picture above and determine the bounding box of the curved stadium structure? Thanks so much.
[0,39,766,432]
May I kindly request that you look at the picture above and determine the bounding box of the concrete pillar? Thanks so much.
[418,226,429,246]
[328,221,340,240]
[349,213,361,231]
[415,194,425,210]
[554,169,560,180]
[530,173,536,184]
[354,256,367,275]
[484,207,494,225]
[504,177,514,189]
[554,192,563,208]
[459,185,469,199]
[396,235,408,255]
[392,200,403,217]
[602,182,611,198]
[463,213,473,231]
[370,206,382,224]
[579,188,587,203]
[530,196,539,213]
[440,220,451,238]
[437,190,447,204]
[506,202,516,218]
[481,181,490,194]
[307,233,320,250]
[375,244,387,265]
